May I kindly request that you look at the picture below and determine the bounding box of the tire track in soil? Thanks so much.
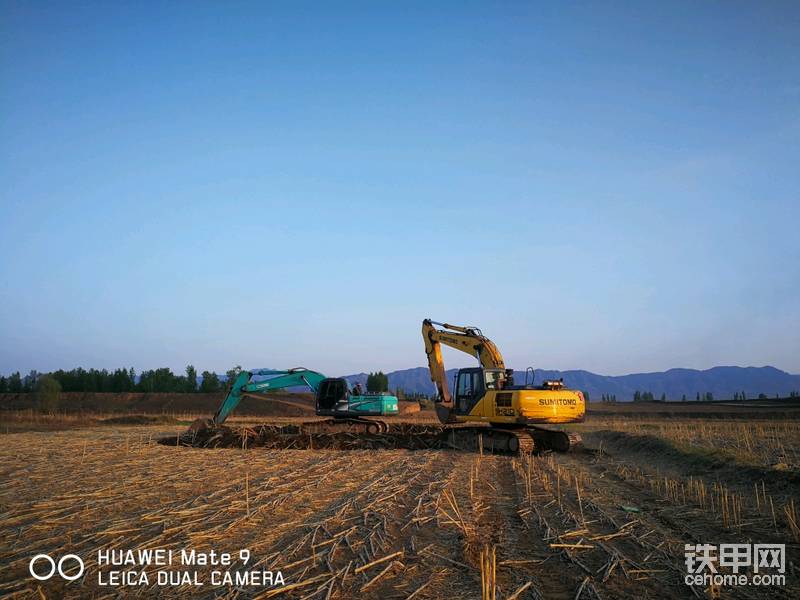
[253,450,460,599]
[449,453,582,600]
[556,449,797,600]
[550,451,701,600]
[508,450,703,599]
[509,454,685,600]
[499,455,586,599]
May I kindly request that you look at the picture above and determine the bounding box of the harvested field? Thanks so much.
[581,419,800,470]
[0,419,798,599]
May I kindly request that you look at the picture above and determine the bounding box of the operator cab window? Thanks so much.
[456,369,485,413]
[457,374,473,396]
[484,370,503,390]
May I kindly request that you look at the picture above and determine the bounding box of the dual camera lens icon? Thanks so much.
[29,554,85,581]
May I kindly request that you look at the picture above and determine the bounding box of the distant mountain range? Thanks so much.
[343,366,800,401]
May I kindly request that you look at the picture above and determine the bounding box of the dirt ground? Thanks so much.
[0,420,798,599]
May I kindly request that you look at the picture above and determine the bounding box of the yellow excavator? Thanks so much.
[422,319,585,452]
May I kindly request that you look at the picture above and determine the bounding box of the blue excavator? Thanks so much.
[189,367,399,434]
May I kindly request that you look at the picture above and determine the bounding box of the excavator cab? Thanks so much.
[316,378,400,418]
[316,378,349,411]
[454,368,507,415]
[454,368,482,414]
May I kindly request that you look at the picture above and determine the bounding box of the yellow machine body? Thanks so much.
[422,319,586,429]
[457,388,586,424]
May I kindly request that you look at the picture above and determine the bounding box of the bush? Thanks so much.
[35,375,62,412]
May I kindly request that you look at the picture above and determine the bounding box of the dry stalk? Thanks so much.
[480,544,496,600]
[575,475,585,527]
[784,498,800,542]
[354,550,404,574]
[507,581,533,600]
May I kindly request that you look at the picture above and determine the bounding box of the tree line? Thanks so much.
[628,390,800,402]
[0,365,244,394]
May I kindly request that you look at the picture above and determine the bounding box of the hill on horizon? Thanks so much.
[343,365,800,401]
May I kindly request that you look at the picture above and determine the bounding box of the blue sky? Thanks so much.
[1,2,798,377]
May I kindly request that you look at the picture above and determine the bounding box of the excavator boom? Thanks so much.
[212,368,326,426]
[424,320,505,369]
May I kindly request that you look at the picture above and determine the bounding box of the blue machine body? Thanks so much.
[212,368,399,425]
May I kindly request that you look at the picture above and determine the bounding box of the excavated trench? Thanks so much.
[158,423,524,452]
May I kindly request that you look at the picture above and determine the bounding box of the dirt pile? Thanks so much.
[159,423,516,452]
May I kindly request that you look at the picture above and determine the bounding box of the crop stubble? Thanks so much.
[0,422,797,599]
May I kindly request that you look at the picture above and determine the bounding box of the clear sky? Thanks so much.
[1,2,798,377]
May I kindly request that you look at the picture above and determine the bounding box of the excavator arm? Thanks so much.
[211,367,327,426]
[422,319,506,422]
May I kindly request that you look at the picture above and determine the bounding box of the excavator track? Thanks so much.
[526,426,582,453]
[439,426,579,454]
[300,418,389,435]
[438,427,533,454]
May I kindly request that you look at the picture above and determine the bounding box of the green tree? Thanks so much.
[137,367,182,392]
[681,394,687,402]
[200,371,221,393]
[660,393,666,402]
[696,392,700,401]
[22,370,39,392]
[367,371,389,392]
[226,366,242,388]
[185,365,198,392]
[35,375,62,412]
[8,372,22,393]
[0,376,7,393]
[633,391,641,402]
